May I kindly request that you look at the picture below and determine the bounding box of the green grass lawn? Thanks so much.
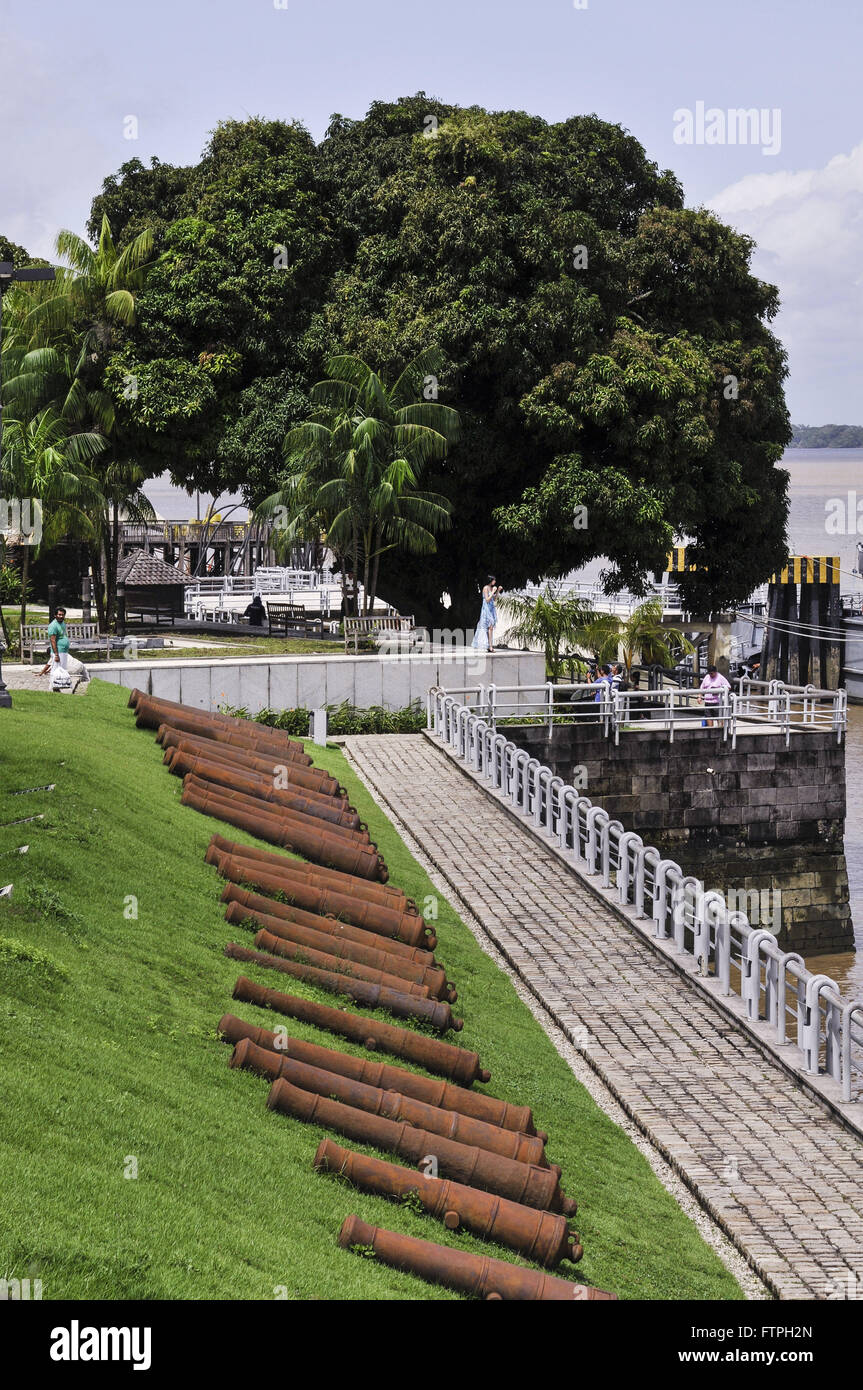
[0,680,743,1301]
[142,635,346,660]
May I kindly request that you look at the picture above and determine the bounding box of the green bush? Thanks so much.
[219,700,426,736]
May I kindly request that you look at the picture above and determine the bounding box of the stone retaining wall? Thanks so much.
[510,722,852,954]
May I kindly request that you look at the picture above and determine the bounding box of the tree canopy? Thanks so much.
[90,97,792,625]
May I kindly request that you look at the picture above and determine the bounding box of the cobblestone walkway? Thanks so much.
[344,733,863,1300]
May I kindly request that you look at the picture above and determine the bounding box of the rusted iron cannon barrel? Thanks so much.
[219,1024,534,1134]
[234,1040,542,1163]
[225,904,453,999]
[133,690,307,752]
[167,750,364,832]
[135,699,313,762]
[227,952,461,1031]
[266,1080,573,1212]
[193,780,373,849]
[249,928,435,1000]
[221,885,434,965]
[182,780,389,883]
[316,1141,577,1265]
[209,835,412,909]
[337,1217,611,1299]
[129,689,306,752]
[231,979,486,1082]
[226,939,431,1001]
[142,707,315,765]
[158,729,346,799]
[217,859,434,949]
[210,849,412,919]
[188,779,374,852]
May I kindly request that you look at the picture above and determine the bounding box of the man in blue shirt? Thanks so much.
[40,607,70,677]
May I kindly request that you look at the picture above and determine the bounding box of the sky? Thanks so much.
[2,0,862,426]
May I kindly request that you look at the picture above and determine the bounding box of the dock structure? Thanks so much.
[120,518,280,578]
[759,557,842,689]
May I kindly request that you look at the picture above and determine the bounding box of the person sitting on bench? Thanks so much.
[243,595,265,627]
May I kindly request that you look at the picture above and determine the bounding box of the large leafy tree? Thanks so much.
[100,99,791,625]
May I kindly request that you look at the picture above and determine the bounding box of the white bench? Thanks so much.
[20,622,108,665]
[343,614,415,654]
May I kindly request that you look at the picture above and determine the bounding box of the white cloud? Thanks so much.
[708,143,863,422]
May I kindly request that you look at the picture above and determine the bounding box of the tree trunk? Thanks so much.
[361,530,372,617]
[19,545,30,639]
[369,543,381,616]
[89,545,106,630]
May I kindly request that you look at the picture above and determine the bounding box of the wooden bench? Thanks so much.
[266,602,323,639]
[343,614,416,654]
[20,622,109,665]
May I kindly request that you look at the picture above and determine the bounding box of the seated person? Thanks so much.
[243,594,266,627]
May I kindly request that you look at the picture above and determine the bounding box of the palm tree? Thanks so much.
[11,215,157,627]
[499,583,596,681]
[258,349,459,616]
[24,216,154,362]
[1,407,106,635]
[585,598,694,678]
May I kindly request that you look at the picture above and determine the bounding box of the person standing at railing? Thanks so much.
[698,664,730,727]
[593,664,614,703]
[472,576,503,652]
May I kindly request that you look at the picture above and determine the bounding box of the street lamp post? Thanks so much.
[0,260,56,708]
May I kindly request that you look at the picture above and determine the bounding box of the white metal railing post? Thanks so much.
[653,859,683,941]
[802,975,838,1074]
[743,930,775,1021]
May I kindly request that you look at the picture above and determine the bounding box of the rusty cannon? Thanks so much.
[209,847,410,916]
[208,835,413,910]
[225,904,454,1000]
[129,689,306,753]
[231,1038,543,1164]
[134,697,313,762]
[182,779,389,882]
[158,728,345,800]
[248,927,438,1000]
[212,850,422,929]
[141,704,318,767]
[227,956,462,1032]
[191,781,373,851]
[219,1024,538,1135]
[217,859,435,949]
[231,979,487,1083]
[221,885,435,967]
[167,750,364,832]
[315,1141,578,1266]
[337,1217,613,1300]
[266,1078,576,1213]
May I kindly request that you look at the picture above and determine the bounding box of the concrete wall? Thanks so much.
[94,649,545,714]
[511,722,852,955]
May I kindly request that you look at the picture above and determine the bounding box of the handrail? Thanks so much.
[428,684,863,1103]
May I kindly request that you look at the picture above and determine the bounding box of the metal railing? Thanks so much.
[460,679,846,747]
[520,579,684,617]
[428,685,863,1103]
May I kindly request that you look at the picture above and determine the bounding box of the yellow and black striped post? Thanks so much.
[763,556,841,688]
